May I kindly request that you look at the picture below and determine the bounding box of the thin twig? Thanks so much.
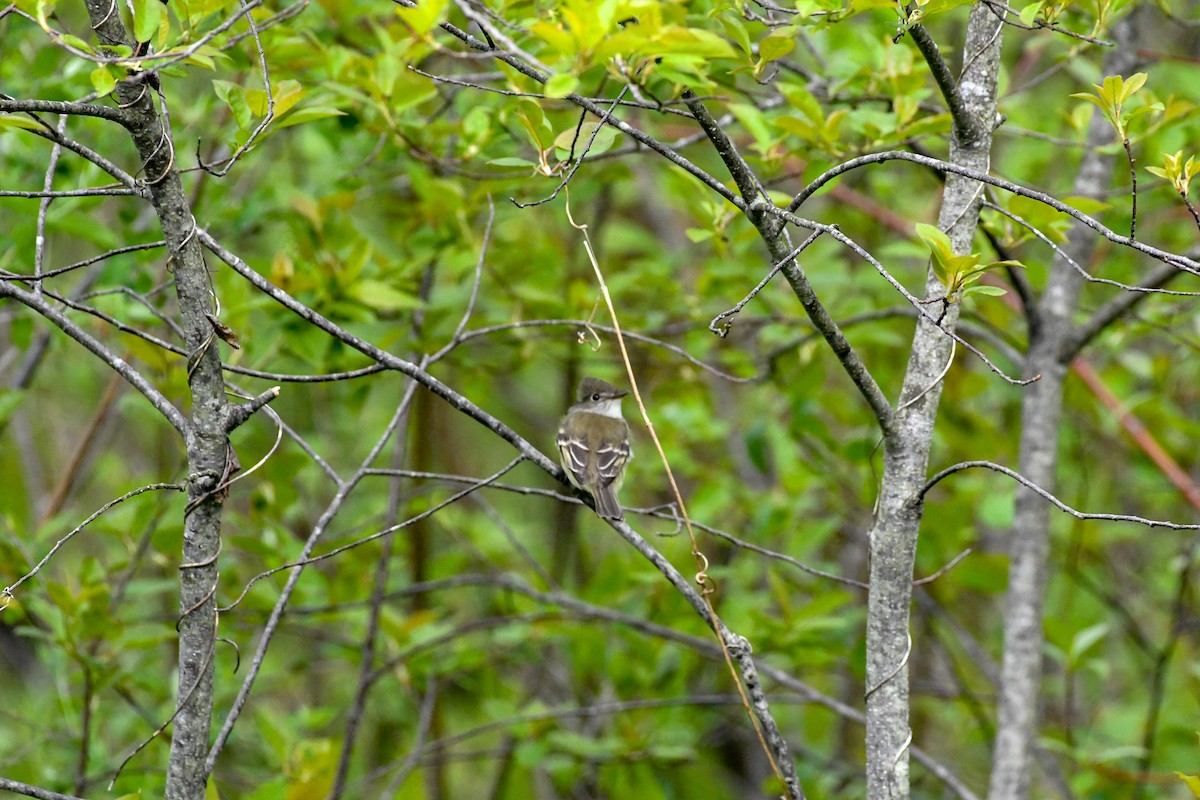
[709,231,822,336]
[512,85,630,208]
[198,2,274,177]
[921,460,1200,529]
[0,482,180,609]
[0,281,188,431]
[983,201,1200,297]
[787,150,1200,277]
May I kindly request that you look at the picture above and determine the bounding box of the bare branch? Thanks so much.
[1063,259,1189,358]
[788,150,1200,276]
[408,65,696,117]
[907,24,980,143]
[0,777,85,800]
[0,95,131,125]
[225,386,281,432]
[400,1,742,208]
[511,85,629,209]
[448,319,755,382]
[765,205,1039,386]
[0,281,189,433]
[979,0,1114,44]
[198,228,563,473]
[308,573,979,800]
[922,460,1200,529]
[680,91,895,433]
[984,201,1200,298]
[380,678,439,797]
[197,2,274,177]
[709,230,822,336]
[1,108,143,191]
[0,186,136,198]
[205,455,522,774]
[1,483,183,608]
[1,241,166,282]
[912,549,973,586]
[223,458,525,609]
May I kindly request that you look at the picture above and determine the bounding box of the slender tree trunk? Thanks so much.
[82,5,235,798]
[865,6,1002,798]
[987,20,1139,800]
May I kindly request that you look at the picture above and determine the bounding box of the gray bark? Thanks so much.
[986,20,1140,800]
[865,6,1003,798]
[82,4,236,799]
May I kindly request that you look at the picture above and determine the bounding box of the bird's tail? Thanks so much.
[592,484,624,521]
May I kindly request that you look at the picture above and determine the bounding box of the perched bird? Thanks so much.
[556,377,632,520]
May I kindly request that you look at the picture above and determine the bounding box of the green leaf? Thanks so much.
[181,44,225,69]
[758,31,795,63]
[962,284,1008,297]
[90,65,117,96]
[58,33,93,52]
[729,103,776,153]
[958,259,1023,285]
[1068,622,1108,662]
[132,0,163,44]
[718,13,752,57]
[673,27,738,59]
[272,80,305,117]
[1177,772,1200,799]
[529,21,575,55]
[271,106,346,131]
[246,80,305,117]
[1119,72,1147,103]
[213,80,253,130]
[1069,92,1106,110]
[915,222,955,285]
[487,156,536,167]
[1061,195,1110,215]
[553,121,618,156]
[543,73,578,99]
[1018,1,1042,25]
[395,0,449,35]
[779,82,823,124]
[919,0,974,15]
[349,280,423,312]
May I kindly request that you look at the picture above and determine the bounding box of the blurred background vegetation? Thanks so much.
[1,0,1199,797]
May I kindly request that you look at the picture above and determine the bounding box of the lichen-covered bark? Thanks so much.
[83,4,232,798]
[987,20,1139,800]
[865,6,1003,798]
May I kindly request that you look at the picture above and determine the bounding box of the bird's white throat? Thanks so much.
[587,398,625,419]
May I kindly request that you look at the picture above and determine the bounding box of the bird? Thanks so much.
[556,377,632,521]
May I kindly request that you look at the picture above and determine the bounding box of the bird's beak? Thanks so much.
[613,389,629,399]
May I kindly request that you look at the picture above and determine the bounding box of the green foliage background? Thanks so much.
[1,0,1199,797]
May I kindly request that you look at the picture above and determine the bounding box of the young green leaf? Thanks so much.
[915,222,955,286]
[131,0,163,44]
[90,65,117,96]
[543,73,578,99]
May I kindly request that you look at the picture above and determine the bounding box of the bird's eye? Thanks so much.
[591,393,601,401]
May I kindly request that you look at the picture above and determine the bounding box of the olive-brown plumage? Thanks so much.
[556,377,631,520]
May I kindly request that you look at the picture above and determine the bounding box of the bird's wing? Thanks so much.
[556,428,591,485]
[594,440,630,488]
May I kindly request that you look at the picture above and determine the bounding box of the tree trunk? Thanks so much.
[987,19,1139,800]
[866,6,1003,798]
[83,5,234,798]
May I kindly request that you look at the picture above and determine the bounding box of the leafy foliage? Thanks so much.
[1,0,1199,799]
